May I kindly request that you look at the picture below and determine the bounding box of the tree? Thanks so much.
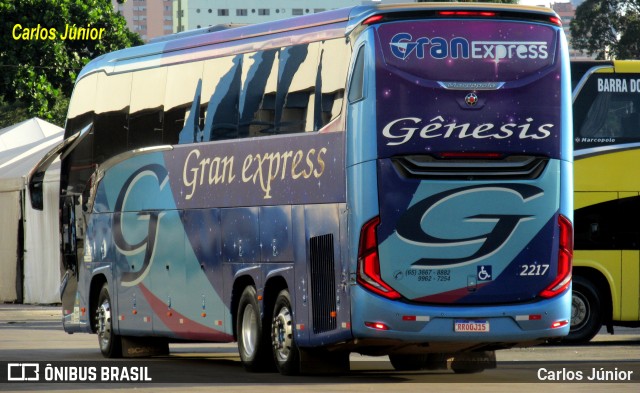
[570,0,640,59]
[0,0,143,127]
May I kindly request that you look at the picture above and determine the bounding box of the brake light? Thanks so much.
[362,15,384,25]
[549,16,562,26]
[438,11,496,17]
[357,216,402,300]
[539,215,573,298]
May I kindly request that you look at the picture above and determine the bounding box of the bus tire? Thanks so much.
[96,283,122,358]
[271,289,300,375]
[566,276,602,343]
[237,286,274,372]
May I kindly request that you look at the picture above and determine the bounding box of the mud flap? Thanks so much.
[121,336,169,358]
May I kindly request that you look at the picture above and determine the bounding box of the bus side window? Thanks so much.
[94,72,131,165]
[348,45,365,103]
[276,43,319,134]
[318,38,349,129]
[164,61,204,145]
[575,196,640,250]
[129,67,167,149]
[201,55,241,142]
[239,49,279,137]
[63,73,97,194]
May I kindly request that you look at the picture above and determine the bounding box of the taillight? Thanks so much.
[357,216,402,300]
[539,215,573,298]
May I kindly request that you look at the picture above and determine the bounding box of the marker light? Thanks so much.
[357,216,402,300]
[551,320,569,329]
[365,321,390,331]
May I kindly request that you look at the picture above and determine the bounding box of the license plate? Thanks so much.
[454,320,490,333]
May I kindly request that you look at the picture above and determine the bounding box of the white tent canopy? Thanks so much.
[0,118,63,304]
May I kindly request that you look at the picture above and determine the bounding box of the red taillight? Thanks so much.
[540,215,573,298]
[357,216,402,300]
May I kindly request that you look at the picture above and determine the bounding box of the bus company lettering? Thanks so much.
[597,78,640,93]
[389,33,548,61]
[182,147,327,200]
[382,116,554,146]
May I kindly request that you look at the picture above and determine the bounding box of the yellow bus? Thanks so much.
[570,60,640,342]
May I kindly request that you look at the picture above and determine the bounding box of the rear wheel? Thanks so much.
[236,286,274,372]
[271,289,300,375]
[566,276,603,343]
[96,283,122,358]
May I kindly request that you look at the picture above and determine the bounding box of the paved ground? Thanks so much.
[1,304,639,392]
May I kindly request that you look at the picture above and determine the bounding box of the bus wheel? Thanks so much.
[271,289,300,375]
[237,286,274,372]
[566,276,602,343]
[96,283,122,358]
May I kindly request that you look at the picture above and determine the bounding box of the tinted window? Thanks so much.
[575,196,640,250]
[94,72,131,165]
[574,74,640,150]
[164,62,204,144]
[202,55,242,141]
[129,67,167,149]
[239,49,278,137]
[63,73,98,193]
[317,39,348,128]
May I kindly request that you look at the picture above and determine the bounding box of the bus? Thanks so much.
[569,60,640,342]
[29,3,573,374]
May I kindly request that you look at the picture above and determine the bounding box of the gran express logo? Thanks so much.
[389,33,548,61]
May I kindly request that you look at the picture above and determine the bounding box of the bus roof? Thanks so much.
[77,3,558,81]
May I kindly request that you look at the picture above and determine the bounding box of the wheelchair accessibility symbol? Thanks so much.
[477,265,492,281]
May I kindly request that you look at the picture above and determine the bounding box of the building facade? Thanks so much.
[172,0,363,32]
[112,0,174,41]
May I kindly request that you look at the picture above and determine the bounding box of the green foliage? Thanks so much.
[0,0,142,126]
[570,0,640,59]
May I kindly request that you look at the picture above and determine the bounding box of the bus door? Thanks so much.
[371,15,569,305]
[60,194,82,320]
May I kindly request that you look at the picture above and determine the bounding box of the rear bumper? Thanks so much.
[350,284,571,345]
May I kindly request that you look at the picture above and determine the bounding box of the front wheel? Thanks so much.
[271,289,300,375]
[96,283,122,358]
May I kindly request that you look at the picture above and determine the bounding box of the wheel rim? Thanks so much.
[272,305,293,362]
[241,304,258,359]
[96,299,112,351]
[571,291,590,331]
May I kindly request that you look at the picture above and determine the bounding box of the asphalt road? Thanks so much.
[1,304,639,392]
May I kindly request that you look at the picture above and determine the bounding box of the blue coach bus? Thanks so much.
[30,3,573,374]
